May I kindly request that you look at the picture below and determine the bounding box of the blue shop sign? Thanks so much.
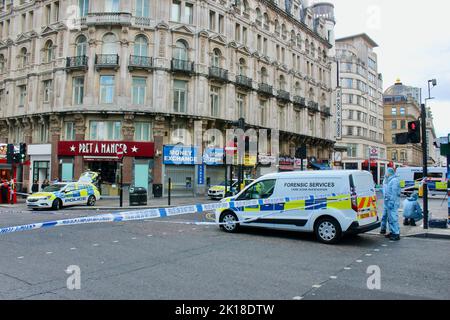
[163,145,200,165]
[197,164,205,185]
[203,148,224,165]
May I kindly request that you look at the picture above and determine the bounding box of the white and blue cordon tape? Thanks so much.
[0,190,374,235]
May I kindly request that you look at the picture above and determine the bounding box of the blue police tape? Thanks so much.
[0,190,375,235]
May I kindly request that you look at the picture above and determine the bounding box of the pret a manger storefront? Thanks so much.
[58,141,154,196]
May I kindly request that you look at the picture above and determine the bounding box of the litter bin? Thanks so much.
[129,187,147,206]
[153,184,163,198]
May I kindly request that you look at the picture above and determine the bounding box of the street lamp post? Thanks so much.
[422,79,437,229]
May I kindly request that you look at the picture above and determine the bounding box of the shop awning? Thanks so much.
[310,163,331,170]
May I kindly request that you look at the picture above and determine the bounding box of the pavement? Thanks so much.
[0,195,449,300]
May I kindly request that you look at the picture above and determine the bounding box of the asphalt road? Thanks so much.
[0,201,449,300]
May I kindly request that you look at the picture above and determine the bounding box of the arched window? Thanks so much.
[290,30,296,44]
[76,35,87,56]
[19,47,28,68]
[261,67,268,83]
[238,58,246,76]
[274,20,281,37]
[102,33,118,54]
[211,48,221,67]
[173,40,188,61]
[281,24,287,40]
[297,34,302,48]
[294,81,301,95]
[134,35,148,56]
[0,54,5,73]
[308,87,315,100]
[241,0,249,15]
[44,40,54,63]
[263,13,269,30]
[279,75,285,90]
[305,40,310,54]
[322,49,327,61]
[255,8,262,26]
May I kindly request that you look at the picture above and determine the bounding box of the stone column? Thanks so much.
[49,114,61,180]
[73,114,86,180]
[84,30,97,105]
[152,116,166,189]
[21,117,33,192]
[121,113,135,186]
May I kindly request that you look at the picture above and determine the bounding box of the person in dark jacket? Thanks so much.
[31,180,39,193]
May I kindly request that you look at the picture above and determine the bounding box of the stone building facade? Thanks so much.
[0,0,335,195]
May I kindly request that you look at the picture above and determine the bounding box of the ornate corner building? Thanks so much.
[0,0,336,196]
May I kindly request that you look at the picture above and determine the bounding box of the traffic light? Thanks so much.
[395,132,409,145]
[295,145,307,159]
[6,144,14,164]
[408,121,421,144]
[19,143,27,163]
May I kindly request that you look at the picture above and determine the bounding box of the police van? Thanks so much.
[396,167,447,195]
[215,170,380,244]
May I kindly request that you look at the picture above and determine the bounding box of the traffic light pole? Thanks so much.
[421,103,429,229]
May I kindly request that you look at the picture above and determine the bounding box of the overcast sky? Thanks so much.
[328,0,450,138]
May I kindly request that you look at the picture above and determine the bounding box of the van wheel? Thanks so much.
[315,217,342,244]
[219,211,240,233]
[87,195,96,206]
[51,199,62,210]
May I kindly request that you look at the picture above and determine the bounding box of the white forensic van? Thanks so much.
[215,170,380,244]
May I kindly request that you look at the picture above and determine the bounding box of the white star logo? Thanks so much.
[70,145,76,152]
[131,146,138,153]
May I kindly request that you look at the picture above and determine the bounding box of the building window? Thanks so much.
[43,80,52,103]
[105,0,120,12]
[391,120,397,130]
[309,115,314,136]
[295,110,301,133]
[72,77,84,105]
[79,0,89,17]
[237,93,246,119]
[347,126,353,136]
[278,106,285,130]
[135,0,150,17]
[347,144,357,158]
[400,107,406,115]
[391,107,397,115]
[0,54,5,73]
[37,123,49,143]
[76,35,87,56]
[210,86,220,117]
[171,1,193,24]
[173,80,187,113]
[102,33,118,54]
[89,121,122,140]
[342,78,353,89]
[392,150,398,161]
[400,120,406,129]
[173,40,188,61]
[211,48,221,67]
[19,47,28,68]
[100,76,115,104]
[18,85,27,107]
[43,40,54,63]
[132,77,146,105]
[134,122,153,141]
[64,122,76,141]
[260,100,267,126]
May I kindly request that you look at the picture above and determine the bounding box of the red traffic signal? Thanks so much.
[408,120,421,144]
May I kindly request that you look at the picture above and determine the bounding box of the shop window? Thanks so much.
[33,161,50,186]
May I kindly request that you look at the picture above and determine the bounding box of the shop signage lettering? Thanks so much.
[163,146,200,165]
[58,141,154,157]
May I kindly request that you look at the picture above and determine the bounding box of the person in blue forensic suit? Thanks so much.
[380,167,401,241]
[402,192,423,227]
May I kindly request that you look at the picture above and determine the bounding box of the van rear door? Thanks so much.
[350,172,378,226]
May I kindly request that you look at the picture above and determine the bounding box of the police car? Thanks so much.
[215,170,380,244]
[208,179,254,199]
[26,182,101,210]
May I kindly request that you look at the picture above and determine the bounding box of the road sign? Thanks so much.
[116,146,124,161]
[369,147,379,160]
